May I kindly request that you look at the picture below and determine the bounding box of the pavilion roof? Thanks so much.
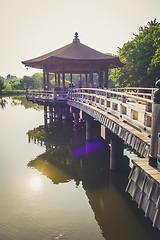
[22,33,125,71]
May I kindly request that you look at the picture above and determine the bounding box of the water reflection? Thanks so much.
[0,97,8,109]
[27,122,80,186]
[27,119,160,240]
[30,176,42,190]
[11,95,43,110]
[28,153,80,186]
[0,95,159,239]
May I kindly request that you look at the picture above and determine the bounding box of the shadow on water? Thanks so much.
[27,119,160,240]
[0,97,8,109]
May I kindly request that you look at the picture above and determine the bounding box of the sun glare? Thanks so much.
[30,176,42,189]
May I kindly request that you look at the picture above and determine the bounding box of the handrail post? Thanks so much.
[149,80,160,167]
[157,132,160,169]
[54,90,57,100]
[121,95,126,103]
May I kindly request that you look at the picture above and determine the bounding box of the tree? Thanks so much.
[139,18,160,33]
[110,19,160,87]
[32,73,43,89]
[10,78,21,90]
[20,76,34,89]
[6,74,17,81]
[0,77,5,92]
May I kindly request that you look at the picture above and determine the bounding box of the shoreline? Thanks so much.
[0,91,25,96]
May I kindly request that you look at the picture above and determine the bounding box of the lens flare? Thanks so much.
[73,139,105,158]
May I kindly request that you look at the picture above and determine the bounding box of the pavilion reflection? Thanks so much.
[28,152,80,186]
[27,120,80,185]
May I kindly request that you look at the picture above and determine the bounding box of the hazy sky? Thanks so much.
[0,0,159,78]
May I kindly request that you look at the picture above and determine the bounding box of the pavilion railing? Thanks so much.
[26,89,68,101]
[68,87,156,137]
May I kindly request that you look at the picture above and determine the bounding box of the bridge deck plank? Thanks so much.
[133,159,160,184]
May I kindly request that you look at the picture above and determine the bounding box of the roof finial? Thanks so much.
[73,32,80,43]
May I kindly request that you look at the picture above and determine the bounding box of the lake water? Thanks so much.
[0,95,159,240]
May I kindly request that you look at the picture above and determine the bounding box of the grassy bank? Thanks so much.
[0,90,26,96]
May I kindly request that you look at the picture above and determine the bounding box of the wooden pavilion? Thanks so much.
[22,32,124,90]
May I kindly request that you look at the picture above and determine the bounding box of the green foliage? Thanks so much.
[31,73,43,89]
[0,77,5,92]
[110,19,160,87]
[139,18,160,33]
[50,76,70,88]
[4,85,12,91]
[6,74,17,81]
[20,76,34,89]
[9,73,43,90]
[10,78,21,90]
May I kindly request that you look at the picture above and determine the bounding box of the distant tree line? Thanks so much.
[0,73,100,92]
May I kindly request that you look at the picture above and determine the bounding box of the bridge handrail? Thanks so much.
[68,87,154,136]
[69,87,154,102]
[26,89,68,101]
[109,87,156,95]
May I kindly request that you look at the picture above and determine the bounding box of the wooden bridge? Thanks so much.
[27,87,155,158]
[26,86,160,230]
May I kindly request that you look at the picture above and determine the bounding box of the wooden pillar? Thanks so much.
[85,74,87,87]
[74,112,79,126]
[70,106,80,126]
[90,72,93,88]
[44,103,47,125]
[110,137,123,170]
[86,118,93,140]
[47,72,49,90]
[62,107,67,120]
[80,110,93,140]
[55,73,57,90]
[58,73,60,89]
[98,70,103,88]
[43,70,46,90]
[62,71,65,90]
[70,72,72,84]
[79,74,82,87]
[101,125,123,170]
[49,104,53,123]
[54,106,60,119]
[105,69,108,89]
